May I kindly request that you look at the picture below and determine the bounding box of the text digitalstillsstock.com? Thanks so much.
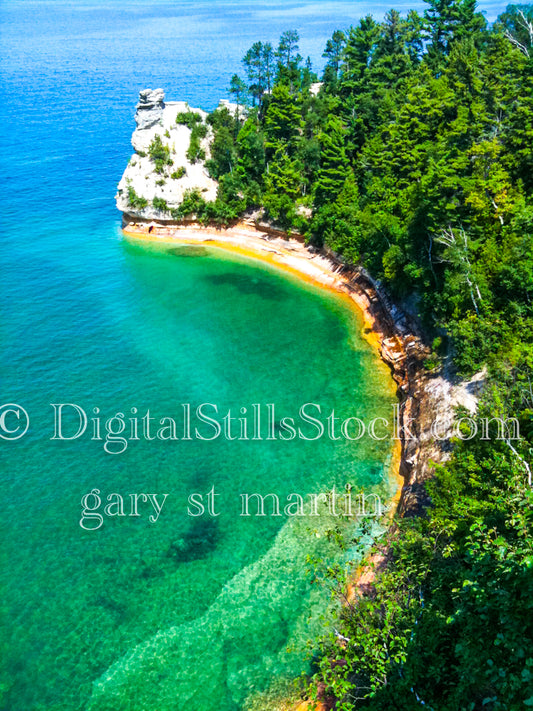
[0,402,521,451]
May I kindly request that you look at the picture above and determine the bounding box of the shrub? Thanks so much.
[186,123,208,164]
[176,110,203,129]
[148,135,173,174]
[126,183,148,210]
[152,196,169,212]
[187,134,205,163]
[171,189,206,219]
[171,166,186,180]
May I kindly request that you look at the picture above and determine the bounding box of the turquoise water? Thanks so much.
[0,1,506,709]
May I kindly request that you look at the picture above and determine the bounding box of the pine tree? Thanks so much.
[264,84,302,156]
[263,143,303,227]
[314,116,350,207]
[236,118,265,184]
[339,16,380,97]
[275,30,303,90]
[229,74,248,106]
[322,30,346,89]
[424,0,486,71]
[371,10,421,88]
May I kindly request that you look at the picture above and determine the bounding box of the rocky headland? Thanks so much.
[116,89,241,222]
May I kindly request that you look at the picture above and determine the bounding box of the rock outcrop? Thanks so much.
[331,263,485,516]
[135,88,165,130]
[116,89,218,222]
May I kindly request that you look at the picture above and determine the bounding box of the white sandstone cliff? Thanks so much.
[115,88,218,221]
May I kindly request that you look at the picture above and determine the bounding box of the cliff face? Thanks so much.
[115,89,218,222]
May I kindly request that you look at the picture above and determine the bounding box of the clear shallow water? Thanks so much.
[0,1,506,709]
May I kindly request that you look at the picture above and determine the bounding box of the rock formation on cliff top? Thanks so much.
[135,88,165,130]
[115,88,218,221]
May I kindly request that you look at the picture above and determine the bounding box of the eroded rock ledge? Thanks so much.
[332,261,447,517]
[333,261,484,517]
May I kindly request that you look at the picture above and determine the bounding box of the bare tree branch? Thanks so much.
[504,11,533,57]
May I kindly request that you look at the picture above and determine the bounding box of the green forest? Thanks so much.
[175,2,533,708]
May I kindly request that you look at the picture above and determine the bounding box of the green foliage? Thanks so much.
[496,4,533,55]
[148,134,173,173]
[202,14,533,361]
[229,74,248,106]
[322,30,346,90]
[186,122,208,163]
[126,182,148,210]
[314,115,350,207]
[206,123,237,178]
[171,189,207,219]
[175,110,203,128]
[152,196,168,212]
[170,166,186,180]
[276,30,303,89]
[263,144,303,228]
[264,84,302,156]
[171,189,238,226]
[241,41,275,106]
[424,0,487,70]
[236,119,266,184]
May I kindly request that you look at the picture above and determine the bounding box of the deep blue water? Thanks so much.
[0,1,509,709]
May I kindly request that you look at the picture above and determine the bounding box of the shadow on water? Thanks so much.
[166,517,220,563]
[203,271,285,300]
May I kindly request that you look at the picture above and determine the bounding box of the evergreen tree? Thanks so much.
[314,116,350,207]
[322,30,346,89]
[424,0,487,70]
[229,74,248,106]
[263,84,302,156]
[497,3,533,56]
[301,56,317,90]
[263,144,303,227]
[275,30,303,89]
[339,16,380,97]
[236,118,266,185]
[206,124,236,179]
[371,10,421,88]
[242,41,275,106]
[262,42,275,93]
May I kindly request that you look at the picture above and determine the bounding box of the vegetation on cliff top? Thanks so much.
[191,2,533,709]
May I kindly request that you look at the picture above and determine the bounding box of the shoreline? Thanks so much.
[123,219,444,514]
